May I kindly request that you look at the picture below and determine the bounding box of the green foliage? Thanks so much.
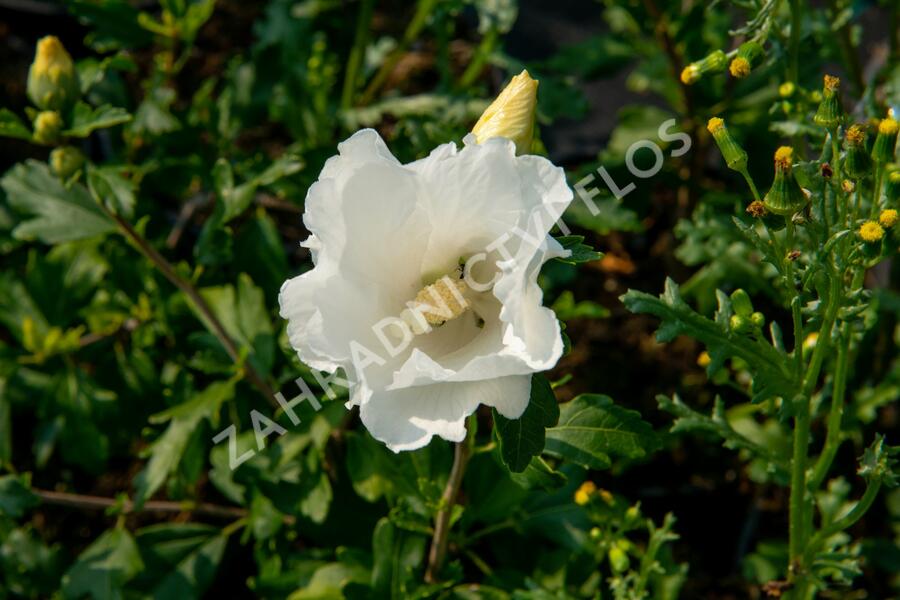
[0,0,897,597]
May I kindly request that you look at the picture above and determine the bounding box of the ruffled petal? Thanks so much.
[359,374,531,451]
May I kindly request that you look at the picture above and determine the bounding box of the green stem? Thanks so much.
[788,393,811,577]
[358,0,437,106]
[456,28,499,90]
[341,0,377,109]
[787,0,802,86]
[804,478,882,561]
[787,264,842,586]
[870,164,884,219]
[424,416,475,582]
[808,324,849,490]
[741,169,762,203]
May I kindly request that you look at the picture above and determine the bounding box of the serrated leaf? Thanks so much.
[0,109,32,141]
[64,102,132,137]
[133,380,235,508]
[493,374,559,473]
[554,235,603,264]
[622,278,794,401]
[544,394,658,469]
[1,161,115,243]
[150,534,226,599]
[61,526,144,600]
[87,165,135,219]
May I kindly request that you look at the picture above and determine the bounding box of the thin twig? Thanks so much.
[33,488,247,520]
[103,208,278,406]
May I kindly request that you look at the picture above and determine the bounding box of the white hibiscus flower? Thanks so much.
[279,72,573,451]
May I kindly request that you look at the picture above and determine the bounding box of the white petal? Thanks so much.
[359,375,531,451]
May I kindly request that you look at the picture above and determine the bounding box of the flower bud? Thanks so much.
[843,124,872,180]
[574,480,596,505]
[872,116,898,164]
[778,82,795,98]
[729,41,764,78]
[27,36,79,112]
[707,117,748,172]
[764,147,808,216]
[608,546,630,573]
[730,289,754,317]
[813,75,843,129]
[730,314,751,334]
[886,171,900,202]
[879,209,898,229]
[750,311,765,328]
[681,50,727,85]
[472,70,538,155]
[50,146,85,179]
[32,110,62,145]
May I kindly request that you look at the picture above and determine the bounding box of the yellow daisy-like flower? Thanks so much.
[879,209,899,228]
[574,481,596,505]
[859,221,885,243]
[706,117,724,133]
[680,65,700,85]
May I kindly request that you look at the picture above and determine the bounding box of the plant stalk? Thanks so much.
[104,209,277,405]
[425,419,475,582]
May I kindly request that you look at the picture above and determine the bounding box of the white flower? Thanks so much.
[279,129,572,451]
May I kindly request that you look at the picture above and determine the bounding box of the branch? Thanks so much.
[103,208,277,406]
[33,488,248,520]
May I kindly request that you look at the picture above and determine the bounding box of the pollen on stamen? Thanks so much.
[405,274,470,332]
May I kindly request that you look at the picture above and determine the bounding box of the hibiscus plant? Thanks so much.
[0,1,898,599]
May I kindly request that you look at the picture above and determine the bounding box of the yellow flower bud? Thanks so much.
[574,480,596,505]
[729,57,751,78]
[697,351,711,368]
[27,36,80,112]
[778,82,795,98]
[50,146,85,179]
[472,70,538,155]
[32,110,63,145]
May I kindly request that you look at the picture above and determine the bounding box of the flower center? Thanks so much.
[401,269,471,334]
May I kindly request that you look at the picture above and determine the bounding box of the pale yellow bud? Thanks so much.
[471,70,539,155]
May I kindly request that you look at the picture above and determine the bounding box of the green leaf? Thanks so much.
[0,475,38,518]
[0,109,32,141]
[621,278,794,402]
[509,457,568,491]
[1,161,115,243]
[544,394,659,469]
[150,534,227,599]
[345,432,420,502]
[64,102,132,137]
[493,374,560,473]
[133,380,235,508]
[370,518,426,599]
[657,394,789,478]
[197,273,275,376]
[61,526,144,600]
[87,165,135,219]
[554,235,603,264]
